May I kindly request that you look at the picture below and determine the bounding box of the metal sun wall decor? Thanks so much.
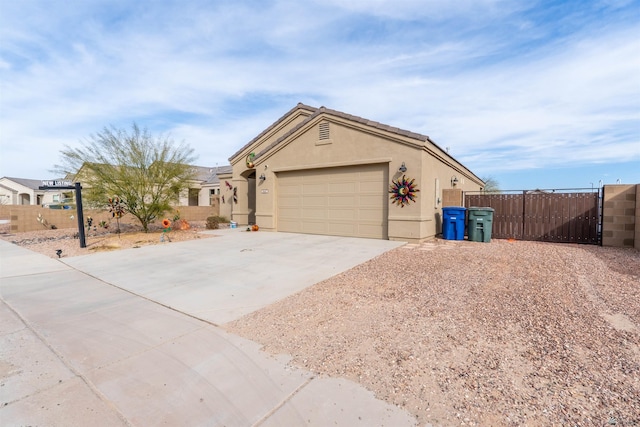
[389,175,419,207]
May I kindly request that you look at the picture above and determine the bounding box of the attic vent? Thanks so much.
[319,122,330,140]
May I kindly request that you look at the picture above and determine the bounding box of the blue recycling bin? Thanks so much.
[442,206,467,240]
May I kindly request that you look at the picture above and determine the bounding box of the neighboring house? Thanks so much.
[224,103,485,242]
[1,163,232,209]
[0,177,72,206]
[72,163,232,207]
[177,165,233,206]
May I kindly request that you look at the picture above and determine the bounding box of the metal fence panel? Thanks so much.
[465,190,599,244]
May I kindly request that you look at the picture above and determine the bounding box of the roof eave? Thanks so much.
[228,103,317,163]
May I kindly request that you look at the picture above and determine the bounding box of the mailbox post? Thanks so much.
[39,180,86,248]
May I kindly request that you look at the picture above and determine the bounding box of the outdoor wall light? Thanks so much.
[451,176,459,187]
[399,162,407,173]
[259,173,266,182]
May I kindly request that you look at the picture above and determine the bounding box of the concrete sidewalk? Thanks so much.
[0,233,416,426]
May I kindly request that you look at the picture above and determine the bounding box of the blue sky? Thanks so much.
[1,0,639,190]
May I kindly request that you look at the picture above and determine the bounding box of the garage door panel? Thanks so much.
[279,219,302,232]
[307,170,331,179]
[327,170,355,179]
[277,164,387,239]
[359,194,384,206]
[302,221,328,234]
[278,202,301,211]
[357,169,383,178]
[279,179,301,188]
[279,195,301,206]
[358,208,384,221]
[302,183,327,194]
[278,207,301,217]
[328,208,356,220]
[328,182,357,193]
[358,174,383,183]
[303,196,327,207]
[328,195,355,207]
[302,208,327,220]
[359,181,383,192]
[327,222,356,235]
[358,223,385,237]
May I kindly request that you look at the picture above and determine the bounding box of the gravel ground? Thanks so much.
[226,239,640,426]
[3,225,639,426]
[0,221,217,258]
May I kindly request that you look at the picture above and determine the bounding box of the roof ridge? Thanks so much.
[254,105,433,161]
[320,106,430,142]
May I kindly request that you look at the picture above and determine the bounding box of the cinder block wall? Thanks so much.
[602,184,636,248]
[442,189,463,207]
[0,202,221,233]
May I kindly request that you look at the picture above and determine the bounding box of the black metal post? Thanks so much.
[598,186,604,246]
[74,182,86,248]
[522,190,526,239]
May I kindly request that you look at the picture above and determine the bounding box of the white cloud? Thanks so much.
[317,0,521,21]
[0,0,638,184]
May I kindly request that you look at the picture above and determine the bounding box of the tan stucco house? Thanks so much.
[223,103,484,242]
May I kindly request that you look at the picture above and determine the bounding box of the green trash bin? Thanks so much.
[467,207,494,242]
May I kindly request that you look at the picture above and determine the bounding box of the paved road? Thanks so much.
[0,230,416,426]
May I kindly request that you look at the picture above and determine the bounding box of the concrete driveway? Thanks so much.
[0,231,415,426]
[61,229,405,325]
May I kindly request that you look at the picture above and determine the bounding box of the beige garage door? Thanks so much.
[277,164,388,239]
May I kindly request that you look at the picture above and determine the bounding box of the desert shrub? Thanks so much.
[205,215,229,229]
[206,216,219,229]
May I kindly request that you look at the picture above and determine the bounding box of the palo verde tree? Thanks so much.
[54,123,197,232]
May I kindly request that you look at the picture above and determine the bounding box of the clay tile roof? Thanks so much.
[253,104,436,161]
[319,106,430,142]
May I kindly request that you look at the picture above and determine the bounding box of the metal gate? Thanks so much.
[464,189,601,244]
